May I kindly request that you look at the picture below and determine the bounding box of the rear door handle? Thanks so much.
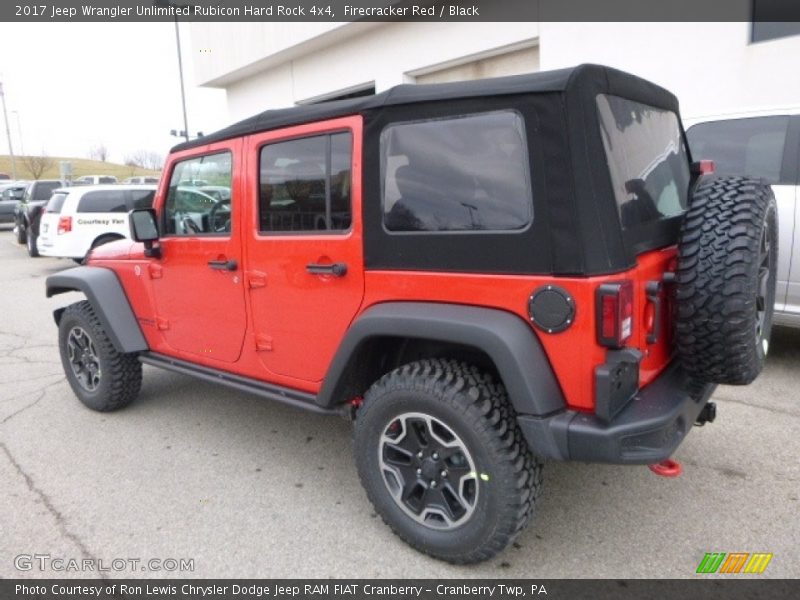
[306,262,347,277]
[208,259,238,271]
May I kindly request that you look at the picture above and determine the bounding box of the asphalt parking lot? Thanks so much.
[0,226,798,579]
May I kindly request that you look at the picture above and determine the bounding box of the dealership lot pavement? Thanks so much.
[0,229,798,579]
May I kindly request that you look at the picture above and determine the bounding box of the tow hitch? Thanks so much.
[695,401,717,426]
[648,459,683,478]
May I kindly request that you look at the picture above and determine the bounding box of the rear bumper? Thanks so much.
[518,361,715,464]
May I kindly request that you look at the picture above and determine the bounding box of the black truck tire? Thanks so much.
[353,359,542,564]
[674,176,778,385]
[58,301,143,411]
[26,229,40,257]
[16,221,27,244]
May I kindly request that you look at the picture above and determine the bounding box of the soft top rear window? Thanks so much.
[597,94,690,231]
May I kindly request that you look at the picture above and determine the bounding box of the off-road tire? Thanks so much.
[354,359,542,564]
[58,300,142,411]
[16,222,27,245]
[26,229,39,257]
[674,176,778,384]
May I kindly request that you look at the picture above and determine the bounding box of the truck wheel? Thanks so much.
[26,230,40,257]
[16,222,27,245]
[674,176,778,385]
[58,301,142,411]
[353,359,542,563]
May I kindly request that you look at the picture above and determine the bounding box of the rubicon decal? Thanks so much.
[696,552,773,574]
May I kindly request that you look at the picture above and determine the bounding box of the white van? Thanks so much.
[38,185,156,261]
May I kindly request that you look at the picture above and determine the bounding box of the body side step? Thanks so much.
[139,352,343,417]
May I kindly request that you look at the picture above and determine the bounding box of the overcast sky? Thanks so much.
[0,23,228,164]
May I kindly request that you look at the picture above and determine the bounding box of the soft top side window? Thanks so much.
[380,111,533,233]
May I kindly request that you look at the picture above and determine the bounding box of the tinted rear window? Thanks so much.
[77,190,128,213]
[32,182,61,200]
[686,116,790,184]
[46,193,68,213]
[381,111,533,232]
[597,94,690,230]
[98,176,117,184]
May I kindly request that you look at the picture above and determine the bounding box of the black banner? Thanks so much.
[2,580,798,600]
[3,0,800,23]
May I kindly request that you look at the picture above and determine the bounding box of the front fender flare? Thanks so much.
[46,266,148,354]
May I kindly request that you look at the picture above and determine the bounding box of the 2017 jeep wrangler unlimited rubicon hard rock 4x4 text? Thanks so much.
[46,65,777,563]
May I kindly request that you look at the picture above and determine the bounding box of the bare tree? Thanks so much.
[89,144,109,162]
[21,152,55,180]
[126,149,164,171]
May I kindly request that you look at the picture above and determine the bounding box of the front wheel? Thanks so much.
[15,221,27,245]
[58,301,142,411]
[353,359,543,564]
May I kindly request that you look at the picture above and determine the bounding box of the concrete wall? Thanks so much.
[191,21,800,123]
[191,22,538,121]
[539,22,800,119]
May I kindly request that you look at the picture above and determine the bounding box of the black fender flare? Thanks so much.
[317,302,566,418]
[46,266,148,354]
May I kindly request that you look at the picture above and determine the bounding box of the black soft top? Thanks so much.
[172,64,678,153]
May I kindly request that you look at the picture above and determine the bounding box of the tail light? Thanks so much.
[596,281,634,348]
[691,160,716,176]
[57,216,72,234]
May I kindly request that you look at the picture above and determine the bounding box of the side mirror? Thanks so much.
[129,208,161,258]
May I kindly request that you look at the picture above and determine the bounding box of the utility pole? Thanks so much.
[12,111,24,156]
[174,18,190,142]
[0,82,17,179]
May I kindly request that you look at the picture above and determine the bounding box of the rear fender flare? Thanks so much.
[318,302,566,417]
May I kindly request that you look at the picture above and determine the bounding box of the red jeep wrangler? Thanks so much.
[47,65,777,563]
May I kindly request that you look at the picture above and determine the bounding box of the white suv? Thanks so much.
[37,185,156,261]
[686,110,800,328]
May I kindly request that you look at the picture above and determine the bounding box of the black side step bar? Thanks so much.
[138,352,344,417]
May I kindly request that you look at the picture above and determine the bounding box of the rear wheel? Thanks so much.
[58,301,142,411]
[26,229,39,257]
[354,359,542,563]
[674,176,778,384]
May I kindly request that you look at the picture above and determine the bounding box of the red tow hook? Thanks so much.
[648,459,683,478]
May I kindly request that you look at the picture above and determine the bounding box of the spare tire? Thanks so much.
[674,176,777,385]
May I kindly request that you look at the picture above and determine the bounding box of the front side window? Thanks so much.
[597,94,690,230]
[686,116,790,185]
[259,132,352,233]
[164,152,232,236]
[381,111,532,233]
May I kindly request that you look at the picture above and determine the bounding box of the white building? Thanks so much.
[190,21,800,123]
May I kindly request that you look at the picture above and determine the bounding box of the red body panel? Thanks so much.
[89,117,676,414]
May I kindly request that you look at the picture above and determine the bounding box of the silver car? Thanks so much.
[687,111,800,328]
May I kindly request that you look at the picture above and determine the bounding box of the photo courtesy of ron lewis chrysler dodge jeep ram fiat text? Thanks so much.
[45,65,778,563]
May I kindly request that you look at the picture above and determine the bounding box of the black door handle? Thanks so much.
[306,262,347,277]
[208,259,238,271]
